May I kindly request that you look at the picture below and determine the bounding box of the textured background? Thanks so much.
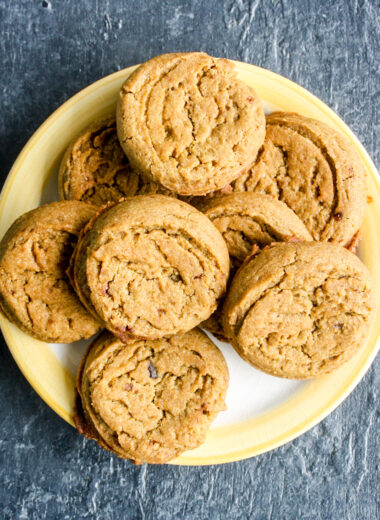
[0,1,379,518]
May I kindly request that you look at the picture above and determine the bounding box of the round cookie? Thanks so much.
[200,193,312,339]
[0,201,101,343]
[71,195,230,342]
[58,117,170,206]
[117,52,265,196]
[75,329,229,464]
[222,242,375,379]
[231,112,367,246]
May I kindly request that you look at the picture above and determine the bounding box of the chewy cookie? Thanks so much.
[200,193,312,339]
[71,195,230,342]
[75,329,229,464]
[231,112,366,247]
[58,117,170,206]
[222,242,375,379]
[0,201,101,343]
[117,52,265,196]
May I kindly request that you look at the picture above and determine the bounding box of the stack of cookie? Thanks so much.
[0,52,375,464]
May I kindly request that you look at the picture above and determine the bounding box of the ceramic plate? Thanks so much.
[1,61,379,465]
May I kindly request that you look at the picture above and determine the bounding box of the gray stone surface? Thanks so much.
[0,0,379,518]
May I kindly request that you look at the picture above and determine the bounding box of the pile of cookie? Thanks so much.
[0,53,375,464]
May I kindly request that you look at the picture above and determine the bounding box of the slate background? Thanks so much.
[0,0,379,518]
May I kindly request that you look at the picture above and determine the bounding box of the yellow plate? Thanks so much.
[1,61,379,466]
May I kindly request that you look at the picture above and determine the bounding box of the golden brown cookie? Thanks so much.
[200,193,312,339]
[231,112,367,246]
[58,117,171,206]
[75,328,229,464]
[117,52,265,196]
[222,242,375,379]
[0,201,101,342]
[71,195,230,342]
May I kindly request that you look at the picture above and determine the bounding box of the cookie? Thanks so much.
[71,195,230,342]
[75,329,229,464]
[200,193,312,269]
[231,112,366,246]
[58,117,170,206]
[0,201,101,342]
[117,52,265,196]
[222,242,375,379]
[200,193,312,339]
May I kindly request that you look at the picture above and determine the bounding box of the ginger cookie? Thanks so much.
[200,193,312,339]
[231,112,367,247]
[75,329,229,464]
[117,52,265,196]
[58,117,170,206]
[222,242,375,379]
[71,195,230,342]
[0,201,101,343]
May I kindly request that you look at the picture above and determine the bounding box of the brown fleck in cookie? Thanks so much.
[71,195,230,342]
[58,117,171,206]
[200,193,312,339]
[231,112,367,246]
[346,230,361,253]
[117,52,265,196]
[0,201,102,343]
[75,328,229,464]
[222,242,375,379]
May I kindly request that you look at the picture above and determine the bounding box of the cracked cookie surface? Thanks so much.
[222,242,375,379]
[231,112,366,246]
[58,117,171,206]
[199,193,312,339]
[71,195,230,342]
[75,328,229,464]
[117,52,265,196]
[0,201,101,342]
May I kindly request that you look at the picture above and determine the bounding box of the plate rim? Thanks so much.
[1,60,379,466]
